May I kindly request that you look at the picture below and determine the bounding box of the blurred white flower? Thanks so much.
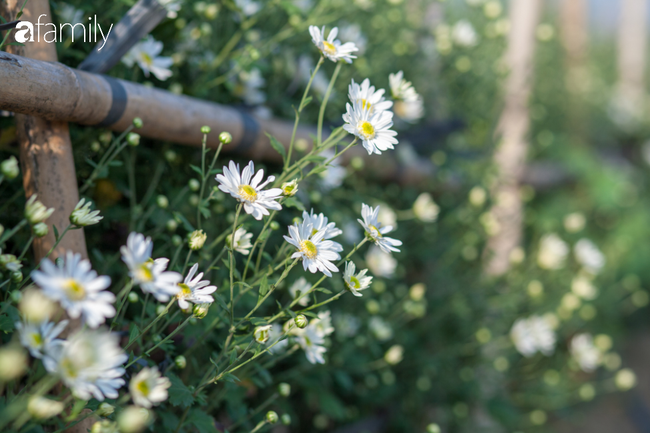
[296,323,327,364]
[563,212,586,233]
[369,316,393,341]
[158,0,182,19]
[16,319,68,358]
[235,0,261,16]
[452,20,479,47]
[176,263,217,310]
[339,23,367,54]
[571,275,597,300]
[32,252,115,328]
[122,36,173,81]
[365,245,397,278]
[309,26,358,63]
[289,277,312,306]
[570,333,601,372]
[266,323,288,354]
[70,198,103,227]
[358,203,402,253]
[348,78,393,115]
[227,227,253,255]
[413,193,440,222]
[537,233,569,270]
[384,345,404,365]
[129,367,171,408]
[28,396,64,419]
[318,149,347,190]
[574,239,605,274]
[312,310,335,337]
[388,71,424,123]
[235,68,266,105]
[510,315,556,357]
[333,313,360,338]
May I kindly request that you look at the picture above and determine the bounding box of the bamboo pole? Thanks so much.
[483,0,543,276]
[0,51,432,186]
[560,0,588,139]
[3,0,88,262]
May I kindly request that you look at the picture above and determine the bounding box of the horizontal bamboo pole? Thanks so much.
[0,51,433,185]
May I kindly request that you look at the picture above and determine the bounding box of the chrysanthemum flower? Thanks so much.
[176,263,217,310]
[388,71,424,123]
[31,252,115,328]
[296,324,327,364]
[43,329,127,401]
[16,319,68,358]
[302,209,343,241]
[309,25,358,63]
[129,367,171,408]
[254,325,273,344]
[284,222,341,277]
[570,333,602,372]
[122,36,173,81]
[343,261,372,297]
[25,195,54,225]
[70,198,103,227]
[216,161,282,220]
[510,315,556,357]
[121,232,182,302]
[357,204,402,253]
[343,101,398,155]
[348,78,393,115]
[226,227,253,255]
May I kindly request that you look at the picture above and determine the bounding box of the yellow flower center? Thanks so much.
[369,225,382,238]
[177,283,192,299]
[349,276,361,289]
[30,332,43,348]
[135,263,154,282]
[61,358,78,379]
[238,185,258,202]
[141,52,153,67]
[136,379,150,396]
[311,228,319,237]
[299,240,318,259]
[359,121,375,139]
[63,279,85,301]
[322,41,337,56]
[361,99,372,111]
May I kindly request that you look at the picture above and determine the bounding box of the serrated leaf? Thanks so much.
[222,372,240,383]
[266,133,286,163]
[283,197,305,211]
[167,373,195,407]
[187,409,217,433]
[199,206,211,219]
[190,164,203,176]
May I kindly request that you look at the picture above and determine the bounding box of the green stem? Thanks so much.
[124,300,174,351]
[317,61,343,147]
[0,219,26,244]
[243,258,298,321]
[126,315,193,368]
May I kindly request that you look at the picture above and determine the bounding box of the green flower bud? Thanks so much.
[164,149,177,163]
[426,424,441,433]
[192,303,211,319]
[97,402,115,416]
[91,141,101,152]
[281,179,299,197]
[188,230,207,250]
[27,395,64,419]
[281,414,291,425]
[278,382,291,397]
[200,126,211,134]
[70,198,103,227]
[270,221,280,231]
[175,355,187,369]
[156,305,166,315]
[265,411,278,424]
[126,132,140,146]
[32,222,48,238]
[172,234,182,246]
[133,117,143,129]
[166,219,178,232]
[128,292,139,303]
[219,131,232,144]
[294,314,308,329]
[9,290,21,303]
[188,179,200,191]
[10,270,23,284]
[25,195,54,225]
[156,195,169,209]
[254,325,272,343]
[1,156,19,180]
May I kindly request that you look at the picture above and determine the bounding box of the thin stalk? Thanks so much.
[126,315,193,368]
[124,300,174,351]
[316,61,343,146]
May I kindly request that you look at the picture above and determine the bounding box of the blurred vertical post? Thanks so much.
[3,0,88,262]
[560,0,589,140]
[614,0,648,128]
[484,0,543,276]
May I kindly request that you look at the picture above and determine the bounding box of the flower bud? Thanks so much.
[281,414,291,425]
[166,219,178,232]
[192,303,211,319]
[32,222,48,238]
[126,132,140,146]
[294,314,308,329]
[188,230,207,250]
[219,131,232,144]
[265,411,278,424]
[91,141,101,152]
[175,355,187,369]
[427,424,441,433]
[200,126,211,134]
[164,149,177,163]
[97,402,115,416]
[384,345,404,365]
[10,270,23,284]
[117,406,151,433]
[1,156,19,180]
[278,382,291,397]
[133,117,143,129]
[156,195,169,209]
[188,179,200,191]
[70,198,103,227]
[189,194,199,206]
[28,395,64,419]
[270,221,280,231]
[128,292,139,303]
[156,305,166,315]
[25,195,54,225]
[91,420,118,433]
[254,325,272,344]
[281,179,299,197]
[0,254,21,272]
[19,289,56,322]
[0,346,27,381]
[172,234,182,246]
[9,290,21,303]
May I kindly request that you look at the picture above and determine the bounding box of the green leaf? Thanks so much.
[259,275,269,297]
[0,315,15,333]
[266,133,286,163]
[214,294,228,311]
[299,96,313,110]
[199,206,211,219]
[167,373,195,407]
[221,372,240,383]
[187,409,217,433]
[173,211,195,232]
[52,225,60,241]
[189,164,203,176]
[229,349,237,365]
[303,155,327,163]
[283,197,305,211]
[307,166,328,177]
[128,323,140,345]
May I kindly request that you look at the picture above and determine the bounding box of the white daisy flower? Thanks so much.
[302,209,343,240]
[226,227,253,255]
[25,195,54,225]
[216,161,282,221]
[570,333,602,372]
[308,25,358,63]
[296,324,327,364]
[311,310,335,337]
[343,101,398,155]
[537,233,569,270]
[510,315,556,357]
[121,232,182,302]
[388,71,424,123]
[122,36,173,81]
[348,78,393,115]
[16,319,68,359]
[289,277,312,306]
[343,261,372,297]
[31,252,115,328]
[70,198,103,227]
[357,203,402,254]
[365,245,397,278]
[176,263,217,310]
[129,367,171,408]
[43,329,127,401]
[574,239,605,274]
[283,222,341,277]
